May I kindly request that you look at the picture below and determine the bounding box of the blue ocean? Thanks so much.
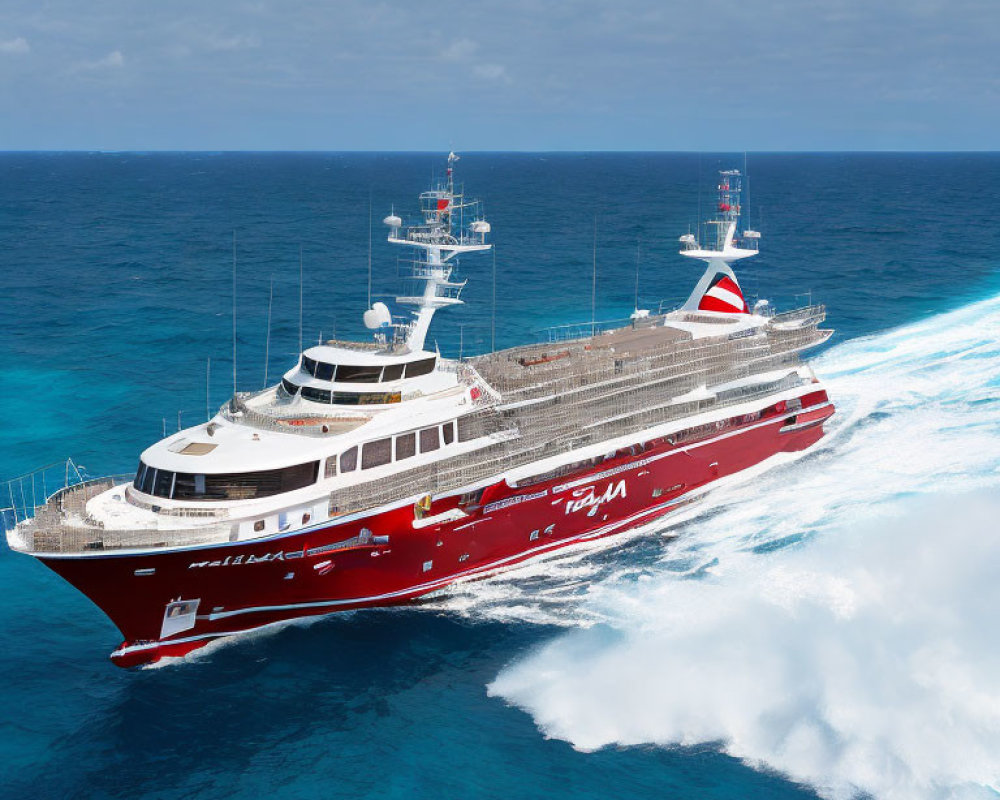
[3,153,1000,800]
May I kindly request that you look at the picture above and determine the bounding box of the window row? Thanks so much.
[331,421,457,474]
[281,378,402,406]
[299,355,436,384]
[133,460,319,501]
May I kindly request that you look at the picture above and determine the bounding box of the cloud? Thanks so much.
[0,36,30,55]
[78,49,125,70]
[440,37,478,61]
[473,62,510,83]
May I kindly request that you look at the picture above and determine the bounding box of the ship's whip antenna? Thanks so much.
[634,238,641,311]
[298,244,304,355]
[591,215,598,337]
[367,189,373,308]
[491,245,497,352]
[206,357,211,422]
[743,151,750,233]
[696,154,702,247]
[263,276,273,388]
[232,231,237,396]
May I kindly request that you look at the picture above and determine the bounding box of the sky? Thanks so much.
[0,0,997,151]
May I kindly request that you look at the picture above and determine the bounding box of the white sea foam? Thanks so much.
[487,294,1000,799]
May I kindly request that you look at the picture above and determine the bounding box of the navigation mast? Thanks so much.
[380,152,492,352]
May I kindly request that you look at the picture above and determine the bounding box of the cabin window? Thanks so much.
[362,438,392,469]
[340,446,358,473]
[302,356,318,376]
[459,489,483,507]
[139,465,156,494]
[419,426,440,453]
[153,468,173,497]
[336,364,383,383]
[173,472,198,497]
[301,386,332,403]
[324,456,337,478]
[253,520,265,532]
[395,432,416,461]
[442,421,455,445]
[381,363,404,381]
[404,357,436,378]
[314,361,336,381]
[331,391,401,406]
[280,378,299,397]
[137,460,319,501]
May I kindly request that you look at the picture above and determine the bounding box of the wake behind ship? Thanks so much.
[3,156,834,667]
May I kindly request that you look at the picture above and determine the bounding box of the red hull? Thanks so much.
[39,392,833,667]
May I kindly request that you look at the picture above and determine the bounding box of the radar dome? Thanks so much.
[363,302,392,329]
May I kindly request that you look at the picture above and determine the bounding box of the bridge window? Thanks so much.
[336,364,382,383]
[301,386,332,403]
[382,363,405,381]
[280,378,299,397]
[135,460,319,501]
[314,361,335,381]
[404,357,436,378]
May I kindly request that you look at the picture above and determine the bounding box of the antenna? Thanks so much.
[232,231,237,396]
[591,215,597,336]
[491,245,497,352]
[206,357,211,422]
[634,238,641,311]
[367,190,373,308]
[458,323,465,361]
[263,277,273,389]
[696,154,702,246]
[744,151,749,229]
[298,244,304,355]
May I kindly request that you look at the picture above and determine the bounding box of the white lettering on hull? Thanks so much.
[564,480,627,517]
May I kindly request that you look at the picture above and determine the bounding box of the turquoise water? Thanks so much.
[2,153,999,799]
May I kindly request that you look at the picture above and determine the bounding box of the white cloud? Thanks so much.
[0,36,30,55]
[79,49,125,70]
[441,37,478,61]
[473,62,510,83]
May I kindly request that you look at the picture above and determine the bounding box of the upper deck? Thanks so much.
[4,304,830,556]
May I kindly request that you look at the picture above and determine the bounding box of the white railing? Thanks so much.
[2,458,93,531]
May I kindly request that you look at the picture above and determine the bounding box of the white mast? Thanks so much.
[678,168,760,311]
[380,152,492,353]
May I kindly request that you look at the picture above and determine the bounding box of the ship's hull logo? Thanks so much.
[565,480,627,517]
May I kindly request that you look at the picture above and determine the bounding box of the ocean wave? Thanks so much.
[485,293,1000,799]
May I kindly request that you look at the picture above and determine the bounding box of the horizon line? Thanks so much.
[1,148,999,155]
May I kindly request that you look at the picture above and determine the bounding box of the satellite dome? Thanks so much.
[363,302,392,330]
